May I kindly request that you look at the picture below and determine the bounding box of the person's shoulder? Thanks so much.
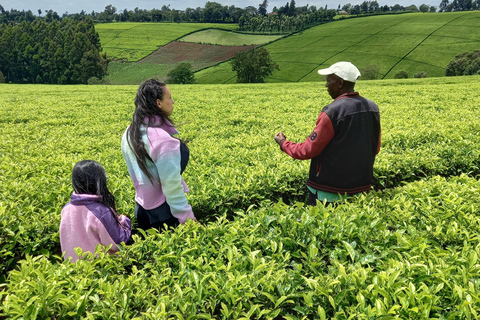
[60,202,89,222]
[359,96,380,110]
[61,202,75,214]
[148,125,175,140]
[322,99,344,112]
[88,203,116,223]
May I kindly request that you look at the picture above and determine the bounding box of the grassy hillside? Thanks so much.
[98,23,282,85]
[178,29,284,45]
[104,42,255,85]
[195,11,480,84]
[96,22,238,61]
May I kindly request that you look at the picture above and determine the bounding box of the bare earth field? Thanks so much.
[139,41,256,70]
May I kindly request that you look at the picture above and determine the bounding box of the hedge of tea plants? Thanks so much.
[1,75,480,318]
[2,175,480,318]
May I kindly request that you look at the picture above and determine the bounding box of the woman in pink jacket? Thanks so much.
[60,160,132,262]
[121,79,197,230]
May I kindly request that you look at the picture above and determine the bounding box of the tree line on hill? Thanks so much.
[340,1,436,14]
[2,0,479,26]
[239,5,337,33]
[439,0,480,11]
[0,18,108,84]
[337,0,478,14]
[1,1,479,84]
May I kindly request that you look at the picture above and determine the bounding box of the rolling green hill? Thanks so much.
[178,28,284,45]
[97,23,283,84]
[96,22,238,61]
[97,12,480,84]
[194,11,480,84]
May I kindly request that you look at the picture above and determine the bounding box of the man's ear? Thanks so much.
[338,78,344,88]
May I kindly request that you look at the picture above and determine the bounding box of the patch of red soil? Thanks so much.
[139,41,257,70]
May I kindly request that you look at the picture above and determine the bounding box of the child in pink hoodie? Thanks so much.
[60,160,132,262]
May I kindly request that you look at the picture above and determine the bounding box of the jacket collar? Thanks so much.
[70,193,101,205]
[334,92,359,101]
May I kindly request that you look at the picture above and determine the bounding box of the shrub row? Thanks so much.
[1,76,479,283]
[2,175,480,318]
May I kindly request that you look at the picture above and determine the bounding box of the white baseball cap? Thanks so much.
[318,61,361,83]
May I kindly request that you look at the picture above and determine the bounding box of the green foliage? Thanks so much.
[167,62,196,84]
[0,18,108,84]
[360,65,381,80]
[238,7,337,33]
[87,77,110,85]
[230,47,279,83]
[414,71,428,78]
[419,4,430,12]
[406,4,420,11]
[446,49,480,76]
[0,3,247,25]
[196,12,480,84]
[104,61,173,85]
[0,70,5,83]
[1,77,480,317]
[394,70,409,79]
[2,175,480,318]
[178,29,283,46]
[95,22,238,62]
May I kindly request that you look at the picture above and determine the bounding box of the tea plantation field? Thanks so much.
[177,29,283,46]
[96,22,238,61]
[1,76,480,318]
[195,11,480,83]
[97,12,480,85]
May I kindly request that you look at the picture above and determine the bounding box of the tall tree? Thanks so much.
[230,47,279,83]
[446,50,480,76]
[259,0,269,15]
[167,62,195,84]
[439,0,449,11]
[419,4,430,11]
[0,18,108,84]
[289,0,296,15]
[204,2,227,22]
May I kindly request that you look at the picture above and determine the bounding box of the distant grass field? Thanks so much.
[96,22,238,61]
[194,11,480,84]
[178,29,284,45]
[104,42,254,85]
[104,62,171,85]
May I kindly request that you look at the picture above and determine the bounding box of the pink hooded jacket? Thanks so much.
[60,193,132,262]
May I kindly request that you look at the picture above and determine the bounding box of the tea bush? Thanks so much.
[394,70,408,79]
[2,175,480,318]
[414,72,428,78]
[1,76,480,317]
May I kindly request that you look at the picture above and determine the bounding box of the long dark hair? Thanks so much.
[72,160,119,221]
[126,79,173,184]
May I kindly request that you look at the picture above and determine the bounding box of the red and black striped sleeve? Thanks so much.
[280,112,334,160]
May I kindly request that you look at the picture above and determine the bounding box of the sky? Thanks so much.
[4,0,439,15]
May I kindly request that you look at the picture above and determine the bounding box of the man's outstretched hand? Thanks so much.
[274,132,286,146]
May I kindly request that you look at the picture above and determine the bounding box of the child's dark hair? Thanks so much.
[72,160,118,220]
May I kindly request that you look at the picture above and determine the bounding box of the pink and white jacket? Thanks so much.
[60,193,132,262]
[121,117,195,224]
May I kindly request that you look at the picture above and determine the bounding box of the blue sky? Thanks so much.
[6,0,439,15]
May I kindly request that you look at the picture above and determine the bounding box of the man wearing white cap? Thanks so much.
[274,61,381,205]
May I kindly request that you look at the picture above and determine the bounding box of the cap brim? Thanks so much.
[318,68,332,75]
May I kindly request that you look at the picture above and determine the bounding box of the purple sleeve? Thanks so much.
[92,205,132,245]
